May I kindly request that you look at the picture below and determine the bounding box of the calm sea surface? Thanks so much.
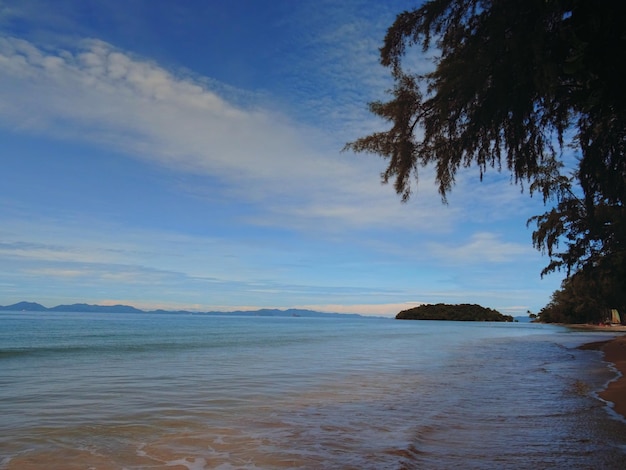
[1,312,625,469]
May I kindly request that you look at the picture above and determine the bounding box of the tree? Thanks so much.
[396,303,513,321]
[537,270,613,324]
[345,0,626,322]
[528,163,626,318]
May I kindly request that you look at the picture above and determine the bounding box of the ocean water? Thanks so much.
[1,312,625,469]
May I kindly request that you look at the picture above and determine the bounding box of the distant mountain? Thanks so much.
[48,303,143,314]
[0,301,48,311]
[0,301,364,318]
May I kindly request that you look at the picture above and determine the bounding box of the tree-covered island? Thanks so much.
[396,303,514,322]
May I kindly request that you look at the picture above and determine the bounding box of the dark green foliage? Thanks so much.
[346,0,626,205]
[396,303,513,322]
[346,0,626,323]
[538,268,625,324]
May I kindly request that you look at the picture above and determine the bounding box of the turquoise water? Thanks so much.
[1,312,625,469]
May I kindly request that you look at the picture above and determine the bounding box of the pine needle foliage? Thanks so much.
[346,0,626,321]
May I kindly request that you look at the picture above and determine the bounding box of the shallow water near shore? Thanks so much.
[1,312,625,469]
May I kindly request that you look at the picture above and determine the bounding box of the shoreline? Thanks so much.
[578,332,626,419]
[566,323,626,332]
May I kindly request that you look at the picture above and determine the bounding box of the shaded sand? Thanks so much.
[568,323,626,332]
[579,334,626,419]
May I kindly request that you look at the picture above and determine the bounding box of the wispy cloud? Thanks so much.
[0,213,557,315]
[0,36,297,179]
[0,35,455,234]
[21,267,85,278]
[427,232,533,265]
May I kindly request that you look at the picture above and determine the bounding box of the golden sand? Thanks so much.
[579,333,626,419]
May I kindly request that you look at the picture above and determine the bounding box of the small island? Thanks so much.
[396,303,514,322]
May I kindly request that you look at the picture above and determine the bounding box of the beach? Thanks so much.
[600,335,626,418]
[579,330,626,419]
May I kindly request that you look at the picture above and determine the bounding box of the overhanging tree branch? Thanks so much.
[346,0,626,321]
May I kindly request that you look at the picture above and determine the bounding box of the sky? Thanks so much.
[0,0,564,317]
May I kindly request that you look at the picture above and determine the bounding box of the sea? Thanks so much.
[1,311,625,469]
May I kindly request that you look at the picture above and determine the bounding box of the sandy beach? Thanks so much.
[599,335,626,418]
[578,330,626,419]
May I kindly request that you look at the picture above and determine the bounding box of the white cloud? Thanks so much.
[0,35,455,234]
[0,38,288,170]
[428,232,532,264]
[22,267,85,278]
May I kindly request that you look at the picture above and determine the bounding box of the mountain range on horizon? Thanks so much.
[0,301,365,318]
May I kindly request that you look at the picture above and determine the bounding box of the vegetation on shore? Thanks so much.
[396,303,514,322]
[537,274,623,324]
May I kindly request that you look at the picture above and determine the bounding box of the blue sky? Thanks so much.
[0,0,563,316]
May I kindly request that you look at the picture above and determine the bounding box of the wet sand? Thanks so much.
[578,332,626,418]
